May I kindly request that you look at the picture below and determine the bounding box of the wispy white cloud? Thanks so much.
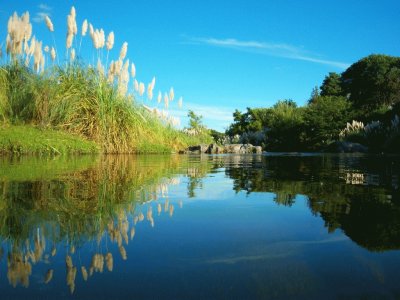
[145,102,234,131]
[33,4,52,23]
[187,37,349,69]
[38,4,52,11]
[171,103,233,122]
[32,12,48,23]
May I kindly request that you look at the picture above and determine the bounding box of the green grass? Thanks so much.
[0,124,100,155]
[0,62,213,155]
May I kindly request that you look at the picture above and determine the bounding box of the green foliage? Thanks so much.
[309,86,320,104]
[303,96,352,149]
[0,61,206,154]
[226,108,269,137]
[187,110,203,131]
[225,54,400,152]
[264,100,305,151]
[0,125,99,155]
[341,54,400,113]
[1,62,36,123]
[0,67,8,122]
[209,129,227,145]
[320,72,343,97]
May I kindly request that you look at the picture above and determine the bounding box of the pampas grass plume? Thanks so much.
[50,47,56,61]
[81,19,88,36]
[119,42,128,60]
[70,48,75,62]
[164,93,169,109]
[130,62,136,78]
[66,33,73,49]
[178,96,183,108]
[139,82,145,96]
[134,79,139,92]
[157,91,162,104]
[106,31,114,50]
[45,16,54,32]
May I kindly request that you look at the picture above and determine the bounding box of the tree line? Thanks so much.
[222,54,400,152]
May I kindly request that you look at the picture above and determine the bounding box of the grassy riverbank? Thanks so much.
[0,125,100,155]
[0,122,212,155]
[0,10,213,155]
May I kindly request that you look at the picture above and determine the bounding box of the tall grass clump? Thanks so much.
[0,67,8,122]
[0,8,209,153]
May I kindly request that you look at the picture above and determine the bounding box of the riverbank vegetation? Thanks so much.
[0,9,212,155]
[225,54,400,153]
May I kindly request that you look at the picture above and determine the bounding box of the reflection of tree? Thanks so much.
[185,155,223,198]
[225,154,400,251]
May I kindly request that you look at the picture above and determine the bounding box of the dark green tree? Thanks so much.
[320,72,343,97]
[341,54,400,112]
[303,95,352,150]
[264,100,305,151]
[308,86,320,104]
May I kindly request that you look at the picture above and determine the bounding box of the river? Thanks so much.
[0,153,399,299]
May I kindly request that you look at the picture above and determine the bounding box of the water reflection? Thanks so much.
[224,154,400,251]
[0,154,399,296]
[0,155,195,293]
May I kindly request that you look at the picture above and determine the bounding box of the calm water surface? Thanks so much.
[0,154,399,299]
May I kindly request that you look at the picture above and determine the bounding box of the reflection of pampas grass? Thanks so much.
[130,227,135,240]
[119,246,127,260]
[66,255,73,268]
[105,253,113,272]
[81,266,88,281]
[44,269,53,284]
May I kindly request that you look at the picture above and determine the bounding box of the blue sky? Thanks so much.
[1,0,399,131]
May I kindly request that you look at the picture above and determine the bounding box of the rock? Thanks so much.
[188,144,209,154]
[253,146,262,154]
[206,144,224,154]
[326,141,368,153]
[183,143,263,154]
[224,144,242,153]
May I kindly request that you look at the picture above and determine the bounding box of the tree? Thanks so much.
[308,86,320,104]
[265,100,305,151]
[187,110,203,131]
[320,72,343,97]
[303,95,352,149]
[341,54,400,111]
